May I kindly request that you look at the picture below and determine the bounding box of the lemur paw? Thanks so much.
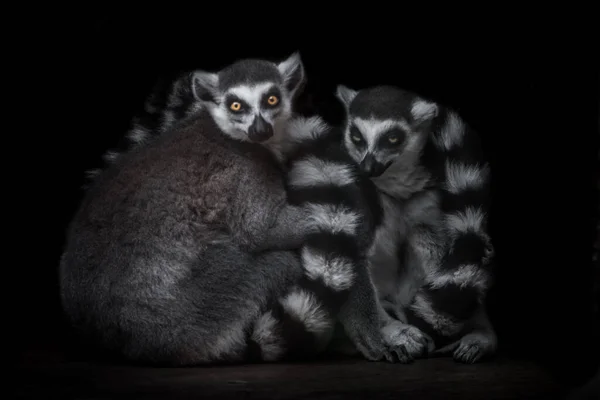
[351,332,395,363]
[453,332,496,364]
[381,321,434,363]
[346,325,416,364]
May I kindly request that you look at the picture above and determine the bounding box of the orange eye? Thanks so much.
[267,95,279,106]
[230,102,242,111]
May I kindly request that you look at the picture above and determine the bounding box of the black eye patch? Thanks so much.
[349,125,366,147]
[224,95,250,113]
[379,128,406,148]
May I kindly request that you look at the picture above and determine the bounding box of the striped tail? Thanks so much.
[84,72,203,184]
[408,107,494,338]
[245,116,382,362]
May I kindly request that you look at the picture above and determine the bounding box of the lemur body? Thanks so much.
[61,54,409,365]
[81,53,487,363]
[335,85,497,363]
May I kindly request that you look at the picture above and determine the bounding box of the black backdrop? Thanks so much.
[25,13,599,387]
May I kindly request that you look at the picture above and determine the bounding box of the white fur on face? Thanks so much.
[209,82,293,143]
[344,117,423,167]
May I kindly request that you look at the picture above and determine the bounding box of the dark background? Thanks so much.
[24,13,598,388]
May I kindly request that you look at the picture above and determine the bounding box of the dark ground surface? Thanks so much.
[16,348,580,400]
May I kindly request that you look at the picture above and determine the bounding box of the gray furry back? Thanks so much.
[71,52,417,364]
[60,111,313,365]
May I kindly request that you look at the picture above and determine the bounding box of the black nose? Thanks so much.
[360,154,389,177]
[247,115,273,142]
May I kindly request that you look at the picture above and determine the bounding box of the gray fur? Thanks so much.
[334,85,440,359]
[85,52,306,182]
[187,53,411,362]
[335,84,497,363]
[66,53,402,365]
[432,304,498,363]
[189,52,303,144]
[61,113,313,365]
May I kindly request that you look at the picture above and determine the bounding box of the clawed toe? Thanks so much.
[412,331,434,356]
[379,344,414,364]
[382,323,432,361]
[381,348,397,363]
[391,345,414,364]
[453,343,482,364]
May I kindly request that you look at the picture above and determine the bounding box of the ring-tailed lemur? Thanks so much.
[82,51,450,363]
[60,54,406,365]
[83,54,307,183]
[334,84,497,364]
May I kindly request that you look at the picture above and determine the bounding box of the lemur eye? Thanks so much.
[351,135,362,143]
[230,102,242,112]
[267,95,279,106]
[384,129,406,145]
[349,126,364,145]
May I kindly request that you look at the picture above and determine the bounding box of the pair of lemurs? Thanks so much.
[60,51,497,366]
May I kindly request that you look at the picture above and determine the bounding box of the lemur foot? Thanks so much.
[381,321,435,363]
[453,332,496,364]
[345,324,419,364]
[351,332,395,363]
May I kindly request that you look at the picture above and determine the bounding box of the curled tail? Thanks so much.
[409,107,494,337]
[85,72,202,184]
[247,116,382,362]
[245,281,336,362]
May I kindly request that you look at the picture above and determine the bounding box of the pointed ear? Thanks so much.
[410,98,438,129]
[191,70,219,103]
[335,85,358,110]
[277,51,306,98]
[410,99,438,125]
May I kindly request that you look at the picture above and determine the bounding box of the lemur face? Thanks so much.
[336,85,438,178]
[191,52,306,143]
